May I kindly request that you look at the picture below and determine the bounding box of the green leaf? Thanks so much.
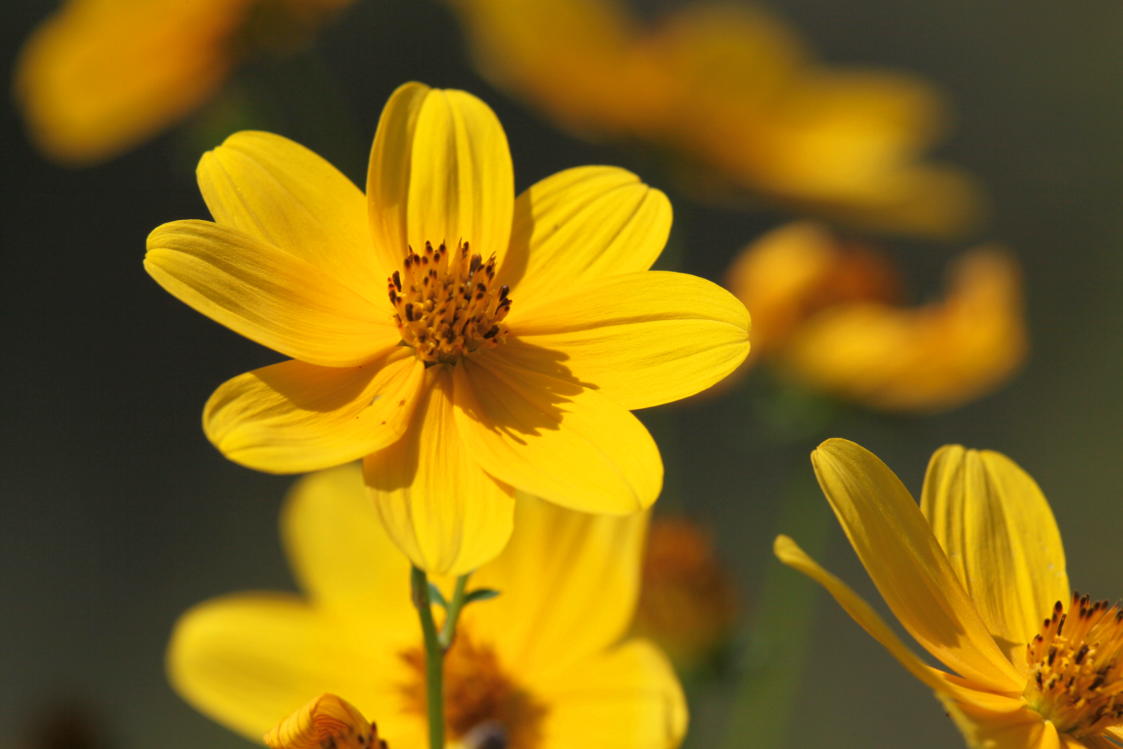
[463,588,501,606]
[428,582,449,609]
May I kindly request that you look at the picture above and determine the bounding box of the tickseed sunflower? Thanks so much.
[168,464,687,748]
[145,81,751,575]
[450,0,980,236]
[724,223,1026,412]
[776,438,1123,748]
[15,0,351,165]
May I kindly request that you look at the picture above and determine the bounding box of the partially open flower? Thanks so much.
[634,517,739,670]
[265,694,386,749]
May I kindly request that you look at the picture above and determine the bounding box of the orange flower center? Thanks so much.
[388,241,512,366]
[400,632,547,747]
[1024,593,1123,737]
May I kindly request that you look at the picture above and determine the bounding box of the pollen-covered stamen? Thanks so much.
[388,240,511,365]
[1024,593,1123,737]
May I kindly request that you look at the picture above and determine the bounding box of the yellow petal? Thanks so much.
[197,131,383,298]
[499,166,671,305]
[532,640,687,749]
[810,439,1023,692]
[366,83,514,270]
[466,494,648,675]
[145,220,397,367]
[779,248,1025,412]
[366,81,430,274]
[945,689,1055,749]
[264,694,384,749]
[773,535,958,696]
[511,271,750,409]
[167,594,388,742]
[281,464,412,634]
[921,446,1069,667]
[364,368,515,576]
[452,352,663,514]
[203,351,425,474]
[14,0,239,164]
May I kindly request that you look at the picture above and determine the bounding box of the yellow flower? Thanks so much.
[14,0,351,165]
[265,694,386,749]
[450,0,980,236]
[724,222,1025,412]
[634,516,739,670]
[775,439,1123,748]
[167,464,688,748]
[144,82,751,575]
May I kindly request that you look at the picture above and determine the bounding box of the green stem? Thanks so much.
[439,574,471,650]
[411,566,445,749]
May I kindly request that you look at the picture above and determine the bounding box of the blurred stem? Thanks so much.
[410,566,445,749]
[439,574,470,650]
[721,474,832,749]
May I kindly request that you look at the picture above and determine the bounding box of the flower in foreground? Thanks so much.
[776,438,1123,748]
[450,0,980,236]
[144,81,751,575]
[14,0,351,165]
[724,222,1025,412]
[168,464,687,748]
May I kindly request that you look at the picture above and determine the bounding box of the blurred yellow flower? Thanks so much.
[634,517,739,670]
[265,694,386,749]
[776,439,1123,749]
[725,222,1026,412]
[14,0,351,165]
[450,0,980,235]
[145,82,750,575]
[168,465,687,748]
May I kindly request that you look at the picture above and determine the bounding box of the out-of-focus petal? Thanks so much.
[281,464,413,634]
[510,271,749,410]
[532,640,687,749]
[810,439,1024,692]
[197,131,381,298]
[167,594,410,743]
[145,220,397,367]
[15,0,244,164]
[452,352,662,514]
[467,494,647,675]
[499,166,670,302]
[780,248,1026,412]
[264,694,383,749]
[921,446,1069,666]
[203,351,425,474]
[364,368,515,576]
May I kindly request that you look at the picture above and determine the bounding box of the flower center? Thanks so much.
[387,241,511,366]
[400,632,547,748]
[1024,593,1123,737]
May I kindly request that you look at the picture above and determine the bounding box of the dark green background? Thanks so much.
[3,0,1121,746]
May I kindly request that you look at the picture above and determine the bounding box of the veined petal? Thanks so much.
[281,464,412,632]
[467,495,648,675]
[511,271,750,409]
[366,82,430,273]
[366,83,514,270]
[811,439,1024,692]
[264,694,383,749]
[203,351,425,474]
[944,686,1055,749]
[167,594,413,743]
[407,88,514,261]
[364,368,516,576]
[498,166,671,302]
[452,352,663,514]
[921,446,1069,666]
[532,640,687,749]
[197,131,383,298]
[145,220,396,366]
[773,535,958,696]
